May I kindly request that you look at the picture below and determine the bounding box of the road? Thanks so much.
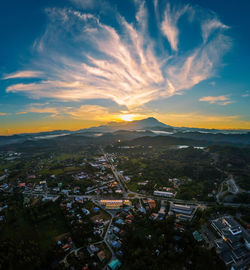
[92,199,116,270]
[103,152,127,195]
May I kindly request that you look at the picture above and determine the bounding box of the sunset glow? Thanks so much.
[120,115,135,122]
[0,0,250,134]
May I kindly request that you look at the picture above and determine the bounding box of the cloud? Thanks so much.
[67,104,118,121]
[3,70,43,80]
[16,111,28,115]
[199,95,233,105]
[70,0,110,11]
[5,1,231,109]
[241,91,249,97]
[209,81,216,86]
[0,112,10,116]
[161,4,190,51]
[27,107,59,115]
[201,18,229,43]
[17,103,60,117]
[17,103,121,121]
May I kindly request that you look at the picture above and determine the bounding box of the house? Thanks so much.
[66,203,72,208]
[107,259,121,270]
[110,240,121,249]
[126,214,134,221]
[97,250,106,262]
[115,219,123,225]
[87,244,99,256]
[18,183,26,188]
[113,226,120,234]
[148,199,156,209]
[193,231,203,242]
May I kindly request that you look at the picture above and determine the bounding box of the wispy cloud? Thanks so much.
[199,95,233,105]
[3,70,43,80]
[17,103,60,117]
[161,3,190,51]
[241,91,249,97]
[16,103,120,121]
[0,112,10,116]
[16,111,28,115]
[5,1,231,109]
[202,18,229,43]
[67,104,119,121]
[27,107,59,115]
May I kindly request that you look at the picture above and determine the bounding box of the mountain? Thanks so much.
[113,117,171,130]
[79,117,171,133]
[0,117,249,147]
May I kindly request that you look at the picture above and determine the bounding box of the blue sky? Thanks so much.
[0,0,250,134]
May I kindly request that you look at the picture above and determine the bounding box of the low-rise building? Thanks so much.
[108,259,121,270]
[170,203,196,221]
[154,190,174,198]
[100,200,130,210]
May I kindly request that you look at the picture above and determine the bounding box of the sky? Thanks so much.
[0,0,250,135]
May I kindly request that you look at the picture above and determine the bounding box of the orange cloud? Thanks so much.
[199,95,233,105]
[3,70,43,79]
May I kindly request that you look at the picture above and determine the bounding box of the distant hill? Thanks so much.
[173,131,250,145]
[0,117,249,147]
[117,135,209,147]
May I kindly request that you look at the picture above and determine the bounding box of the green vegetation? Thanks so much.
[113,146,224,200]
[0,194,68,269]
[120,214,225,270]
[209,145,250,190]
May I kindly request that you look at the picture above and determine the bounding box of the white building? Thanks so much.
[154,190,174,198]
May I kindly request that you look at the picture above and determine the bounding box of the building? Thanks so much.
[148,199,156,209]
[87,244,99,256]
[97,250,106,262]
[154,190,174,198]
[107,259,121,270]
[193,230,203,242]
[100,200,131,210]
[171,204,194,215]
[211,216,250,269]
[170,203,196,222]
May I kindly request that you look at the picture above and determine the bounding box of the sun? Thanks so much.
[121,114,134,122]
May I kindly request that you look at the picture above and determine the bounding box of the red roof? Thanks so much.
[19,183,26,187]
[126,214,134,220]
[148,200,156,209]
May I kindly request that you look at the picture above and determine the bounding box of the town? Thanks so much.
[0,141,250,270]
